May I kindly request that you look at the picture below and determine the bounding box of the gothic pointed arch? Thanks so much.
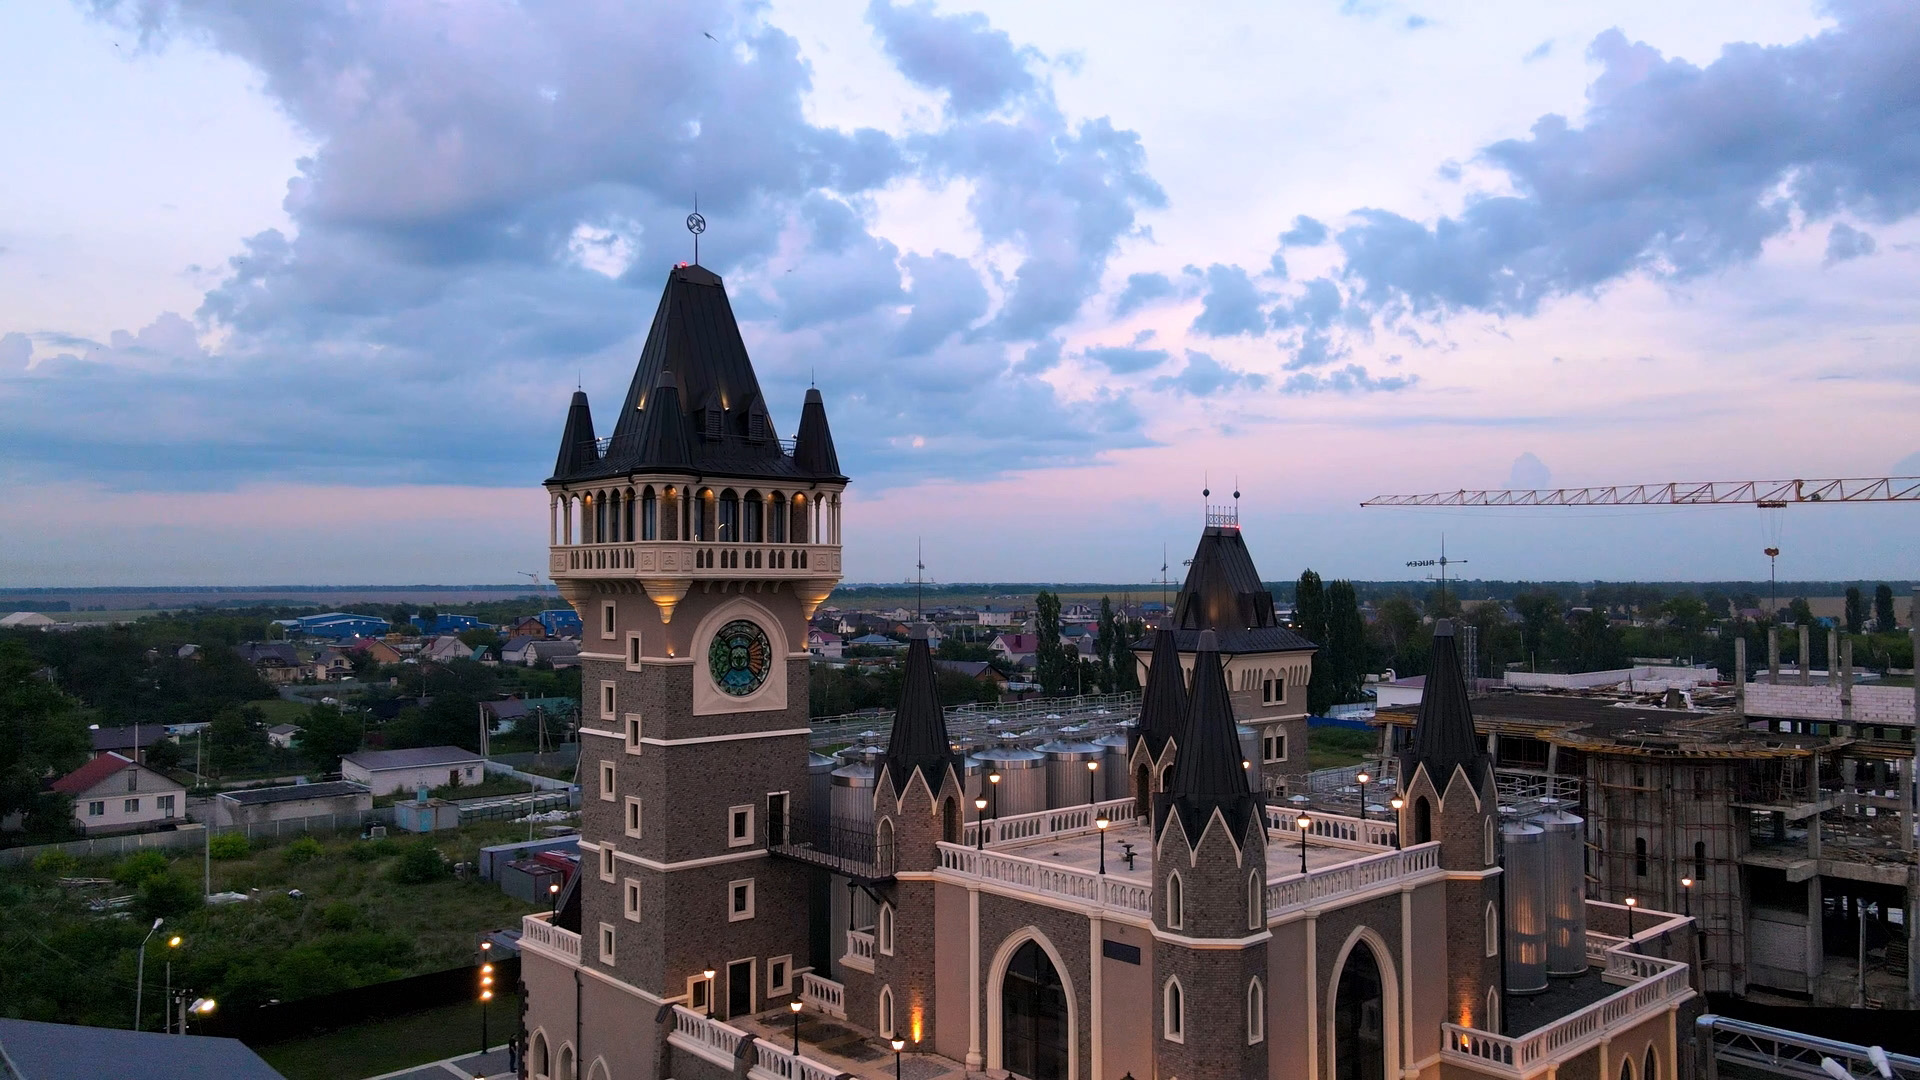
[1327,926,1401,1080]
[986,928,1079,1080]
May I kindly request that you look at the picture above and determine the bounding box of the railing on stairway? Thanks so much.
[843,929,876,973]
[520,912,581,963]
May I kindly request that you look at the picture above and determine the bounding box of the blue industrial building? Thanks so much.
[537,608,583,637]
[411,613,485,634]
[283,612,391,640]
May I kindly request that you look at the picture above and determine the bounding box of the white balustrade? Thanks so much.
[1264,805,1400,849]
[936,842,1153,914]
[962,798,1137,848]
[801,972,845,1018]
[750,1029,844,1080]
[520,912,581,963]
[551,541,841,578]
[1440,949,1692,1076]
[669,1006,746,1068]
[843,928,876,972]
[1264,842,1441,917]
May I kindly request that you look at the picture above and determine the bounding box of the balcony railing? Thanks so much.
[669,1005,747,1068]
[520,912,580,964]
[1265,806,1400,850]
[1264,842,1441,916]
[842,929,876,973]
[768,812,896,881]
[800,972,845,1018]
[1440,933,1694,1077]
[936,843,1154,915]
[550,541,841,578]
[963,797,1138,847]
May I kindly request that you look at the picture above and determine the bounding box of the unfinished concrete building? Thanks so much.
[1376,603,1920,1010]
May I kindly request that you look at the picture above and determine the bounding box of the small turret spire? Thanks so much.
[1399,619,1488,793]
[1157,628,1261,842]
[882,623,958,794]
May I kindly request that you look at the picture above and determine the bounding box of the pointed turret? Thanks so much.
[1156,629,1260,843]
[1399,619,1488,794]
[1134,618,1189,759]
[882,623,958,795]
[628,370,693,471]
[549,390,599,482]
[792,386,843,479]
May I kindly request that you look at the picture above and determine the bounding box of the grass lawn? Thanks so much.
[259,992,521,1080]
[1308,726,1379,770]
[253,698,317,725]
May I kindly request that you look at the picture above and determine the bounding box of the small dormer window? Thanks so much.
[705,409,723,439]
[749,412,767,442]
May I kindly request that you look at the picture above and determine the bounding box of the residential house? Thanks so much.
[525,639,581,669]
[312,648,355,680]
[933,658,1010,691]
[989,632,1039,668]
[976,604,1023,626]
[501,636,541,666]
[235,642,302,684]
[340,746,485,796]
[267,723,300,749]
[353,638,403,665]
[89,725,172,764]
[420,635,472,664]
[480,696,576,735]
[509,615,551,640]
[846,633,904,651]
[807,629,843,659]
[211,780,372,829]
[53,753,187,834]
[0,1017,288,1080]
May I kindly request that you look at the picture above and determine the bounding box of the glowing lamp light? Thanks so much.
[790,1001,803,1014]
[891,1039,906,1052]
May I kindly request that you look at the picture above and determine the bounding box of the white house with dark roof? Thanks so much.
[52,752,186,834]
[340,746,483,796]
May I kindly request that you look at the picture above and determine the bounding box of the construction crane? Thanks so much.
[1360,476,1920,508]
[519,571,542,588]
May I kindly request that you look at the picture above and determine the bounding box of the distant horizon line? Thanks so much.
[4,578,1916,595]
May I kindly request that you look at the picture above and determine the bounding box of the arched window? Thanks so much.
[558,1044,577,1080]
[1002,941,1068,1080]
[694,489,714,541]
[877,818,895,868]
[942,798,960,845]
[1167,872,1184,929]
[879,985,895,1038]
[718,489,740,542]
[1163,977,1184,1042]
[1620,1055,1635,1080]
[769,492,787,543]
[879,903,895,955]
[1247,977,1265,1045]
[588,1058,611,1080]
[1413,797,1432,845]
[1248,873,1263,929]
[1694,840,1707,882]
[661,486,679,541]
[1484,817,1496,865]
[743,490,764,542]
[530,1032,549,1078]
[791,493,808,544]
[1334,941,1386,1080]
[1635,837,1648,877]
[641,487,658,540]
[1486,986,1500,1032]
[1485,902,1499,957]
[1645,1046,1658,1080]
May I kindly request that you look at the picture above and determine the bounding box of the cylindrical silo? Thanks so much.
[1038,738,1103,809]
[807,751,835,844]
[1095,732,1131,800]
[829,751,878,857]
[1237,725,1260,774]
[1502,817,1549,994]
[1536,803,1590,975]
[961,754,983,819]
[974,744,1047,818]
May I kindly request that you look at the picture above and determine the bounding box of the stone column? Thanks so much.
[1799,625,1812,686]
[1829,627,1841,686]
[1768,626,1781,685]
[1840,637,1854,725]
[1735,637,1748,713]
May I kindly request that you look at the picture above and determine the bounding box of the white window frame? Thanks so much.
[598,922,616,965]
[158,794,175,816]
[625,713,642,755]
[626,631,643,670]
[1486,902,1500,957]
[1247,977,1265,1045]
[1263,733,1287,763]
[728,878,755,922]
[728,804,755,849]
[599,842,616,882]
[879,986,896,1039]
[624,878,642,921]
[878,903,895,955]
[1163,977,1185,1043]
[768,954,792,997]
[124,797,140,814]
[599,760,616,802]
[1275,674,1287,704]
[625,797,643,839]
[1248,873,1263,930]
[601,600,617,640]
[88,800,104,817]
[1167,872,1184,930]
[1484,818,1496,866]
[600,680,616,722]
[689,974,713,1012]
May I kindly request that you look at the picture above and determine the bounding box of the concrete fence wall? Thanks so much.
[1745,683,1914,725]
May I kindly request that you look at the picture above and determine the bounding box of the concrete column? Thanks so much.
[1735,637,1748,713]
[1799,625,1812,686]
[1840,637,1854,725]
[1829,627,1841,686]
[1768,627,1781,685]
[1807,876,1824,991]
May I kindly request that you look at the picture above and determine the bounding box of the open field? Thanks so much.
[1308,727,1378,770]
[259,993,521,1080]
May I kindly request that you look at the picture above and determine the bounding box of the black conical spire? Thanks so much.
[1400,620,1488,793]
[1134,618,1188,759]
[628,370,693,470]
[792,386,843,479]
[549,390,599,482]
[1157,629,1260,842]
[883,624,958,795]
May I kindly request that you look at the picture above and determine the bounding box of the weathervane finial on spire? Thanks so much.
[686,193,706,266]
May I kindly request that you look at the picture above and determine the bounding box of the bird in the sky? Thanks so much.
[703,31,717,41]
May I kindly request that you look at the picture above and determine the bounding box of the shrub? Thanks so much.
[347,837,398,862]
[209,833,250,860]
[32,850,78,877]
[321,901,358,930]
[388,843,448,885]
[136,871,201,919]
[283,837,324,865]
[112,851,169,887]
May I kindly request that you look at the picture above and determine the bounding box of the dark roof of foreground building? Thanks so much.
[1167,526,1316,654]
[218,781,371,806]
[342,746,481,771]
[883,625,960,794]
[548,264,844,486]
[1158,629,1261,843]
[1399,620,1490,792]
[1133,619,1189,759]
[0,1017,288,1080]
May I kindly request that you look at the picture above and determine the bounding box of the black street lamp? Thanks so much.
[1680,877,1693,918]
[789,1000,803,1055]
[1296,813,1311,875]
[1624,897,1638,949]
[1389,797,1404,849]
[1087,760,1099,805]
[703,967,717,1019]
[988,771,1001,843]
[548,880,560,914]
[974,798,988,849]
[1096,813,1111,874]
[891,1038,906,1080]
[1355,769,1371,821]
[479,940,495,1055]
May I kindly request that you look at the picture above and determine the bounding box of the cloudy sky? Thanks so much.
[3,0,1917,588]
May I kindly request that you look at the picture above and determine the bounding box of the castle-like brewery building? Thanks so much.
[518,264,1702,1080]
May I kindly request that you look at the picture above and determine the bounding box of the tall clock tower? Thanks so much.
[529,262,846,1075]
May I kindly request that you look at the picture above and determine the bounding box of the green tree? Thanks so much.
[207,705,268,776]
[1092,596,1140,693]
[294,704,364,773]
[136,871,200,919]
[1787,597,1815,626]
[1295,571,1336,715]
[1033,591,1072,695]
[0,642,91,839]
[144,737,183,773]
[1325,580,1368,705]
[1513,590,1563,669]
[1571,606,1625,671]
[1844,587,1866,635]
[1663,594,1710,636]
[1874,584,1897,632]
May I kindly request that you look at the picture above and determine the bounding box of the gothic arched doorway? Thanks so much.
[1333,941,1386,1080]
[1002,940,1069,1080]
